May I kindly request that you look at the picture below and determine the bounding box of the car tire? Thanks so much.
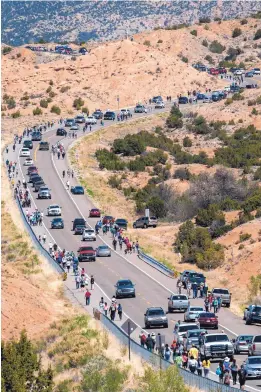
[153,225,156,228]
[245,318,251,325]
[133,294,136,298]
[133,224,137,229]
[164,323,168,328]
[109,254,111,257]
[226,304,230,308]
[143,224,147,229]
[168,307,172,313]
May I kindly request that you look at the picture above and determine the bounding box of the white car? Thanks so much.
[47,204,62,216]
[203,96,212,103]
[20,148,30,157]
[75,115,85,123]
[86,116,97,125]
[234,70,243,75]
[224,86,231,92]
[23,158,33,166]
[82,228,96,241]
[155,101,165,109]
[253,68,260,75]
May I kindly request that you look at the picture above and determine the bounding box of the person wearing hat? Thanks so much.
[223,357,231,371]
[151,332,156,350]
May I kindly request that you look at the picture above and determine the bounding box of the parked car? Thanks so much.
[104,111,116,120]
[39,141,49,150]
[243,356,261,379]
[82,229,96,241]
[75,115,86,123]
[178,96,188,104]
[70,124,79,131]
[93,110,103,119]
[197,312,218,329]
[152,96,163,103]
[65,118,75,127]
[38,189,51,199]
[31,132,42,141]
[248,335,261,356]
[234,70,243,75]
[244,304,261,325]
[27,166,37,175]
[20,148,30,157]
[47,204,62,216]
[144,307,168,329]
[168,294,189,313]
[34,180,45,192]
[56,128,67,136]
[78,246,96,262]
[196,93,205,100]
[134,105,147,113]
[212,93,221,102]
[89,208,101,218]
[30,175,42,184]
[253,68,260,75]
[200,333,234,360]
[115,279,135,298]
[183,272,206,289]
[72,218,86,231]
[102,215,114,224]
[184,329,208,350]
[86,116,97,125]
[184,306,204,322]
[180,270,196,286]
[203,96,212,103]
[174,323,200,343]
[133,216,157,229]
[233,335,254,354]
[155,101,165,109]
[218,67,227,74]
[96,245,111,257]
[115,218,128,230]
[51,217,64,229]
[74,225,86,235]
[71,186,84,195]
[211,288,231,308]
[23,158,34,166]
[23,140,33,149]
[245,71,255,78]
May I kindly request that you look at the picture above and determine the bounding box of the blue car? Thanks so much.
[104,111,116,120]
[197,93,205,100]
[178,97,189,104]
[71,186,84,195]
[51,218,64,229]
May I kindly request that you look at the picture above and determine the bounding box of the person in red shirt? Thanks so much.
[85,289,91,305]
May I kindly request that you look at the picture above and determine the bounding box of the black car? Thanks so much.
[72,218,86,231]
[104,111,115,120]
[31,132,42,141]
[115,219,128,230]
[30,175,42,184]
[51,218,64,229]
[74,225,86,235]
[39,142,49,151]
[71,186,84,195]
[178,97,188,104]
[93,111,103,119]
[56,128,67,136]
[245,305,261,325]
[23,140,33,149]
[115,279,136,298]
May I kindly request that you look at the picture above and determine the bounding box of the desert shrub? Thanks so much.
[33,107,42,115]
[252,108,258,115]
[232,28,242,38]
[254,29,261,40]
[108,175,122,189]
[11,111,21,118]
[113,136,145,156]
[51,105,61,115]
[181,56,188,63]
[128,150,168,172]
[95,149,125,171]
[225,98,233,105]
[241,19,248,25]
[175,220,225,269]
[71,56,77,61]
[46,86,52,93]
[255,208,261,218]
[73,97,84,109]
[239,233,252,242]
[16,52,21,58]
[219,197,241,211]
[183,136,192,147]
[188,115,211,135]
[49,91,56,98]
[146,196,166,218]
[140,366,189,392]
[242,188,261,212]
[40,99,48,108]
[2,46,12,55]
[143,40,151,46]
[205,55,214,64]
[82,107,89,115]
[196,204,225,227]
[199,17,211,24]
[257,96,261,104]
[248,99,257,106]
[173,168,191,181]
[60,86,70,93]
[190,30,197,36]
[204,24,209,31]
[157,39,163,44]
[232,93,244,101]
[49,80,54,86]
[5,96,16,109]
[228,119,235,125]
[166,114,183,128]
[209,40,225,53]
[202,39,208,47]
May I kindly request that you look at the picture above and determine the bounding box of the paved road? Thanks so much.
[6,97,261,391]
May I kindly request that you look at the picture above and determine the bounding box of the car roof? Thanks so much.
[147,307,164,311]
[49,205,60,208]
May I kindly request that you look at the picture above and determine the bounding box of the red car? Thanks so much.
[197,312,218,329]
[209,68,219,75]
[218,67,227,74]
[78,246,96,262]
[27,166,38,175]
[102,215,114,224]
[89,208,101,218]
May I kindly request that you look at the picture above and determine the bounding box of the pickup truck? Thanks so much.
[78,246,96,262]
[200,333,234,360]
[168,294,189,313]
[211,288,231,308]
[184,272,206,289]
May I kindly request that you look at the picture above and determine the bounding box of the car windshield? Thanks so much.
[179,325,199,333]
[105,112,114,115]
[254,336,261,342]
[239,336,253,342]
[249,358,261,364]
[253,306,261,312]
[148,309,164,316]
[213,289,229,294]
[99,246,108,250]
[85,230,94,233]
[190,307,204,312]
[172,295,187,300]
[75,187,83,190]
[116,219,127,223]
[188,331,202,337]
[118,281,132,287]
[49,205,59,209]
[79,247,93,251]
[53,218,62,222]
[205,335,229,343]
[190,273,204,278]
[200,313,215,318]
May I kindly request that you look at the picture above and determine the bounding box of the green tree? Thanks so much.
[232,28,242,38]
[209,40,225,53]
[50,105,61,115]
[147,196,166,218]
[33,107,42,116]
[196,204,225,227]
[73,97,85,110]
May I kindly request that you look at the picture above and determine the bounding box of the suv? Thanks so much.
[134,105,146,113]
[133,216,157,229]
[184,272,206,289]
[115,279,135,298]
[244,305,261,325]
[144,307,168,329]
[249,335,261,356]
[47,205,61,216]
[39,141,49,150]
[200,333,234,360]
[211,288,231,308]
[78,246,96,262]
[115,218,128,230]
[23,140,33,149]
[31,132,42,141]
[174,323,200,344]
[168,294,189,313]
[38,189,51,199]
[72,218,86,231]
[104,111,115,120]
[152,96,163,103]
[82,229,96,241]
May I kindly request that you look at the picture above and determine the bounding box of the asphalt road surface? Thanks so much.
[8,92,261,391]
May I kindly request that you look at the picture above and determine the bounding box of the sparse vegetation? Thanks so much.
[173,168,191,181]
[240,19,248,25]
[209,40,225,54]
[40,99,48,108]
[181,56,188,63]
[190,29,197,36]
[239,233,252,242]
[82,107,89,115]
[11,110,21,118]
[60,86,71,93]
[232,28,242,38]
[51,105,61,115]
[143,40,151,46]
[33,107,42,116]
[202,39,208,47]
[254,29,261,40]
[183,136,192,147]
[205,54,214,64]
[2,46,12,55]
[73,97,84,110]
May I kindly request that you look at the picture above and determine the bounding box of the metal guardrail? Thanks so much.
[16,196,64,274]
[138,250,175,278]
[96,308,239,392]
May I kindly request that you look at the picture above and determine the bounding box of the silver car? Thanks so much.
[174,323,200,344]
[144,307,168,329]
[244,356,261,379]
[184,306,204,322]
[184,329,207,350]
[96,245,111,257]
[233,335,253,354]
[249,335,261,356]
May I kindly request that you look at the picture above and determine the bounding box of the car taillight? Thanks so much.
[239,343,245,346]
[253,344,256,350]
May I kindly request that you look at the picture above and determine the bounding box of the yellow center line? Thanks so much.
[34,145,39,162]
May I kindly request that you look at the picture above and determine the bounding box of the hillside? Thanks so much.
[2,0,261,46]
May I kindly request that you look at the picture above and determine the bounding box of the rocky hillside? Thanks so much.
[2,0,261,46]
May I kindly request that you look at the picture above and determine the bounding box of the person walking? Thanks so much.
[231,359,238,385]
[117,303,123,320]
[90,275,95,290]
[202,357,211,378]
[238,364,247,390]
[75,274,81,289]
[66,258,71,273]
[49,242,53,254]
[192,282,198,298]
[145,334,154,352]
[216,361,224,383]
[189,344,199,360]
[224,369,231,386]
[213,297,218,313]
[197,357,203,376]
[164,344,171,361]
[42,233,47,244]
[62,170,65,178]
[109,302,117,321]
[188,356,197,373]
[85,289,91,305]
[182,351,188,368]
[104,302,108,316]
[139,330,147,348]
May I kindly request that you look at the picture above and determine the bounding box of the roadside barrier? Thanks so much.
[96,307,240,392]
[16,196,64,274]
[138,249,176,278]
